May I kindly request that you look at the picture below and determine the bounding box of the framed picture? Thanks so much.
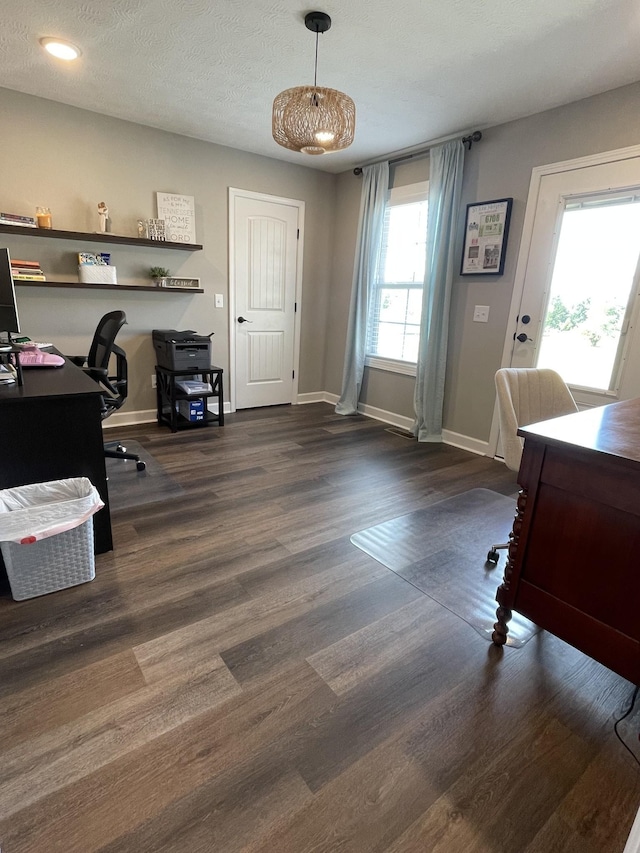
[460,197,513,276]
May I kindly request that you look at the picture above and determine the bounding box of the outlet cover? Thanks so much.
[473,305,490,323]
[151,374,157,389]
[215,293,224,308]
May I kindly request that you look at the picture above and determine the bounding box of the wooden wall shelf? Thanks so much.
[14,280,203,294]
[0,223,202,251]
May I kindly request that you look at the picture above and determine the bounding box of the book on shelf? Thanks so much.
[10,259,41,268]
[0,218,37,228]
[0,213,36,225]
[0,212,38,224]
[12,273,46,281]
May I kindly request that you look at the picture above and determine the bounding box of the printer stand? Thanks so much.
[156,366,224,433]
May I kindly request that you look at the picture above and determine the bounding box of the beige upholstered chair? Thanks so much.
[487,367,578,563]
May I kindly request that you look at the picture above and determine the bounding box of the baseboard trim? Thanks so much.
[103,409,157,429]
[442,429,489,457]
[103,402,231,430]
[297,392,486,455]
[296,392,329,405]
[357,402,414,432]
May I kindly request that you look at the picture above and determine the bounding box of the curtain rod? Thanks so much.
[352,129,482,176]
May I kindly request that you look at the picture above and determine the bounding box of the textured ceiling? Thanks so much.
[0,0,639,173]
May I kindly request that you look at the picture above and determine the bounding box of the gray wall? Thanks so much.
[0,87,336,413]
[4,81,640,438]
[326,81,640,441]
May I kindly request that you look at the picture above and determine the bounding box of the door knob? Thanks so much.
[515,332,532,343]
[237,316,252,324]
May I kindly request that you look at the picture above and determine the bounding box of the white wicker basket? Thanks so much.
[1,517,95,600]
[78,264,117,285]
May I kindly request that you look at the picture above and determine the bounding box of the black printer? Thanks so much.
[152,329,213,371]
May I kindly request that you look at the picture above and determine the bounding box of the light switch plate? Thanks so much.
[214,293,224,308]
[473,305,490,323]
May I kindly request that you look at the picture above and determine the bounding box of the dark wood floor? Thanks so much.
[0,403,638,853]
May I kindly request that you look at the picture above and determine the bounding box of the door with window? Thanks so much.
[509,152,640,409]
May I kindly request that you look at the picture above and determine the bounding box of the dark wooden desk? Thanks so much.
[492,398,640,685]
[0,356,112,588]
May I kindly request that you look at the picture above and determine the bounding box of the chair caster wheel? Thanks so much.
[136,461,146,471]
[487,549,500,564]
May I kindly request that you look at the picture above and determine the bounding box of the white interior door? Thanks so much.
[229,190,303,410]
[507,151,640,409]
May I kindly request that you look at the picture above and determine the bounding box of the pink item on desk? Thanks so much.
[17,345,65,368]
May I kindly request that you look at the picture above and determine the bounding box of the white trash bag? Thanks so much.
[0,477,104,545]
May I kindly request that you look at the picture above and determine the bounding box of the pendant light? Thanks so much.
[272,11,355,156]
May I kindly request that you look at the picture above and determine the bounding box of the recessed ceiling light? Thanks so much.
[39,38,82,61]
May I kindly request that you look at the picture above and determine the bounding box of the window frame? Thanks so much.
[365,180,429,376]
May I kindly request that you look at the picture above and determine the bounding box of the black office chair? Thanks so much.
[69,310,146,471]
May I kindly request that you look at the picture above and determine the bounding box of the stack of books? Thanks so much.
[10,259,46,281]
[0,212,37,228]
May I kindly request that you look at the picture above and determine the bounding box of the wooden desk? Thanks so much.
[0,356,112,587]
[492,398,640,684]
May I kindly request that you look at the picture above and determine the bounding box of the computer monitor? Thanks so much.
[0,248,21,343]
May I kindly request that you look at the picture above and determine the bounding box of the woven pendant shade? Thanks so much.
[272,11,355,156]
[273,86,355,155]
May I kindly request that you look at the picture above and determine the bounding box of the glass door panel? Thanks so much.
[537,196,640,394]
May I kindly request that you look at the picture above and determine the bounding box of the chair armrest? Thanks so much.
[83,366,110,386]
[68,355,88,367]
[111,344,128,400]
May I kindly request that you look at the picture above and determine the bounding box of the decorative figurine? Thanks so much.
[98,202,109,233]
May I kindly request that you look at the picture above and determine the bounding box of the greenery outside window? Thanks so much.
[366,181,429,375]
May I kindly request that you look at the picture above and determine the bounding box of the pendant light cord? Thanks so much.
[314,29,319,88]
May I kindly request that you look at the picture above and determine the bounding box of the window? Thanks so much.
[366,182,428,373]
[536,190,640,394]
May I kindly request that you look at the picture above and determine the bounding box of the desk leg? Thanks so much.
[492,489,527,645]
[216,370,224,426]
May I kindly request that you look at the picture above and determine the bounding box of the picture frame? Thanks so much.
[460,197,513,276]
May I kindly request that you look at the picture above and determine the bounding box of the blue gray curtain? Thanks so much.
[413,140,465,441]
[335,162,389,415]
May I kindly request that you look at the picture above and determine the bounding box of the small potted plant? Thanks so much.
[148,266,171,288]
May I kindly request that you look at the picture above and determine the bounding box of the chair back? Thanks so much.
[85,311,129,417]
[495,367,578,471]
[87,311,127,371]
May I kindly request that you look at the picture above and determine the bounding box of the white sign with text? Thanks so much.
[156,192,196,243]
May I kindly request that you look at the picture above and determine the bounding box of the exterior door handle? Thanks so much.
[237,316,253,324]
[515,332,533,343]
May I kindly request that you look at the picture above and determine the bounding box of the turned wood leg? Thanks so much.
[492,603,512,645]
[491,488,527,646]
